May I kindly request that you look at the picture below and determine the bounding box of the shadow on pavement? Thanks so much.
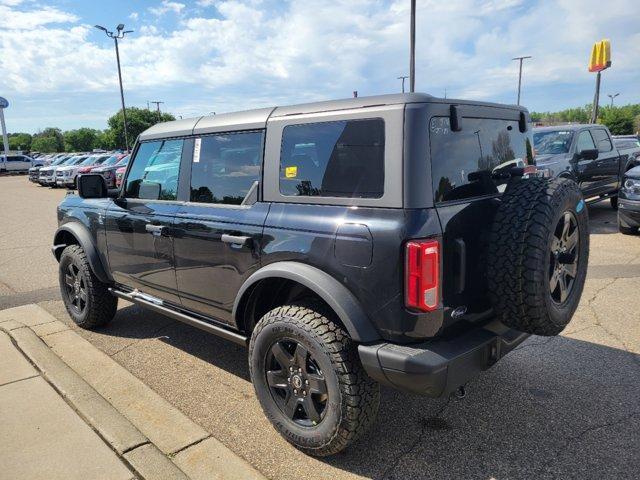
[587,201,619,234]
[99,305,639,480]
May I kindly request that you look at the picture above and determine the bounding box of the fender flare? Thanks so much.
[233,261,380,343]
[52,223,112,284]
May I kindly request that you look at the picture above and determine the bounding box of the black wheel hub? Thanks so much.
[265,339,328,427]
[64,262,87,314]
[549,211,579,304]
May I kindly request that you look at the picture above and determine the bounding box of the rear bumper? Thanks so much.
[358,321,529,397]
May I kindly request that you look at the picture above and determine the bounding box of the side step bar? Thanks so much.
[109,288,248,346]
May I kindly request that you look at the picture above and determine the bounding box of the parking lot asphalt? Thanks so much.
[1,175,639,480]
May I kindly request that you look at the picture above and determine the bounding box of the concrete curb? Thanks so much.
[0,305,265,480]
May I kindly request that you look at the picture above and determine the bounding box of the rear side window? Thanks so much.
[430,117,533,203]
[591,129,613,153]
[190,131,263,205]
[125,139,184,201]
[279,118,384,198]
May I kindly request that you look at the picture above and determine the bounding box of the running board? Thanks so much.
[109,288,248,346]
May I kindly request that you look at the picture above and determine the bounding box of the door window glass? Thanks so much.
[576,131,596,152]
[279,118,385,198]
[125,139,184,200]
[591,129,613,153]
[190,131,263,205]
[430,117,534,203]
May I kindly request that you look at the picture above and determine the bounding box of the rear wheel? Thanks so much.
[249,303,379,456]
[59,245,117,329]
[488,178,589,336]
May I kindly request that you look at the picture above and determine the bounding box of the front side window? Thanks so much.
[431,117,533,203]
[279,118,385,198]
[189,131,263,205]
[125,139,184,200]
[591,129,613,153]
[576,131,596,152]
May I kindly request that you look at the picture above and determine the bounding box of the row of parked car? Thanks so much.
[28,152,130,189]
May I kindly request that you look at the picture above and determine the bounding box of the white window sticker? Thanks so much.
[193,138,201,163]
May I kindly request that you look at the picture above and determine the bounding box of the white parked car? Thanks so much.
[0,154,35,173]
[55,155,109,188]
[40,155,84,186]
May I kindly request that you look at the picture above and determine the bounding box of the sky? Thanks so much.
[1,0,639,134]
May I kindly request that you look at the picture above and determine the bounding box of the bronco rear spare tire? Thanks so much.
[487,177,589,336]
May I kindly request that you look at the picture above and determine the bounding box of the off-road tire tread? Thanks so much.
[487,177,588,336]
[60,245,117,329]
[249,302,379,456]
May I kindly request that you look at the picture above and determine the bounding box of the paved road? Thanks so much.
[1,176,639,479]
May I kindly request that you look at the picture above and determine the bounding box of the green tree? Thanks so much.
[64,128,100,152]
[8,133,32,151]
[31,136,60,153]
[107,108,175,150]
[94,129,117,150]
[32,128,64,152]
[600,107,635,135]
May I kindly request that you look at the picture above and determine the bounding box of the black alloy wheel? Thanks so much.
[265,339,328,426]
[63,262,88,315]
[549,211,579,304]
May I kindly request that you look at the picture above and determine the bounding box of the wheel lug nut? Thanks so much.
[302,390,306,396]
[293,389,298,394]
[298,368,302,373]
[289,367,293,372]
[305,380,309,385]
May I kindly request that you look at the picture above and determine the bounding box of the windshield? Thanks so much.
[117,155,130,166]
[533,130,574,155]
[71,156,87,165]
[51,156,68,165]
[101,155,121,166]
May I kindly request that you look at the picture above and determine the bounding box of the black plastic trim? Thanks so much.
[52,223,112,284]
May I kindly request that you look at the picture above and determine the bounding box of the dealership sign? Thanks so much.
[0,97,8,109]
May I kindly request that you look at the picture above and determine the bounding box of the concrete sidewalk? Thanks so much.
[0,304,265,480]
[0,330,135,480]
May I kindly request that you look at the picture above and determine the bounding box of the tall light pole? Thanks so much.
[607,93,620,107]
[0,97,9,168]
[409,0,416,93]
[95,24,133,152]
[512,55,532,105]
[397,75,408,93]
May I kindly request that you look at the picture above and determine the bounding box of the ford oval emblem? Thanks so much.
[451,306,467,319]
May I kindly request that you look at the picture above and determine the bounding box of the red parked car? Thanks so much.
[115,163,127,188]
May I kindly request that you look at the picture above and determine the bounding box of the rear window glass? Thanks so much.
[533,130,573,154]
[279,118,384,198]
[430,117,533,203]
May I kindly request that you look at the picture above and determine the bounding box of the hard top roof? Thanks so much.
[138,92,526,141]
[533,124,604,132]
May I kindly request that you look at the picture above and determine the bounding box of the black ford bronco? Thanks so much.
[53,93,589,456]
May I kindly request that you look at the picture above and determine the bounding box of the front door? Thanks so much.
[172,130,268,325]
[105,139,185,304]
[573,129,600,196]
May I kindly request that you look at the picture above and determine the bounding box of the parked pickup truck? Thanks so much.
[53,93,589,456]
[533,124,639,208]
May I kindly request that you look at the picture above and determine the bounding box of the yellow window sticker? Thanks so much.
[285,166,298,178]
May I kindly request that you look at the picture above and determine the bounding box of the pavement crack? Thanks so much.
[108,322,173,358]
[380,397,452,480]
[168,434,212,457]
[539,411,640,475]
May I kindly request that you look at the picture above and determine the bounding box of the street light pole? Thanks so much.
[150,101,164,122]
[607,93,620,107]
[512,55,532,105]
[397,75,408,93]
[409,0,416,93]
[95,24,133,153]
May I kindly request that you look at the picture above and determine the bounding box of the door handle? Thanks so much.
[145,224,165,236]
[221,234,252,247]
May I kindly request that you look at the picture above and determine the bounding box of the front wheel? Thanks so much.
[249,303,379,456]
[59,245,117,329]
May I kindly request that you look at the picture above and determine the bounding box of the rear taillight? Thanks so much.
[405,239,440,312]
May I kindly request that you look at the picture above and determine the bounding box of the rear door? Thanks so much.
[172,130,268,325]
[590,128,619,193]
[105,139,185,304]
[429,109,534,324]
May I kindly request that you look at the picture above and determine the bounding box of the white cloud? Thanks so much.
[148,0,185,16]
[129,12,139,20]
[1,0,639,131]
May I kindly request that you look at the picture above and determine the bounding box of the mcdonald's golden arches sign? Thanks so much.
[588,39,611,72]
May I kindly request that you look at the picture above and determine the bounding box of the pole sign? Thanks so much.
[588,39,611,72]
[0,97,8,108]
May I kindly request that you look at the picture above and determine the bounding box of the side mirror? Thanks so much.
[77,174,107,199]
[578,149,599,160]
